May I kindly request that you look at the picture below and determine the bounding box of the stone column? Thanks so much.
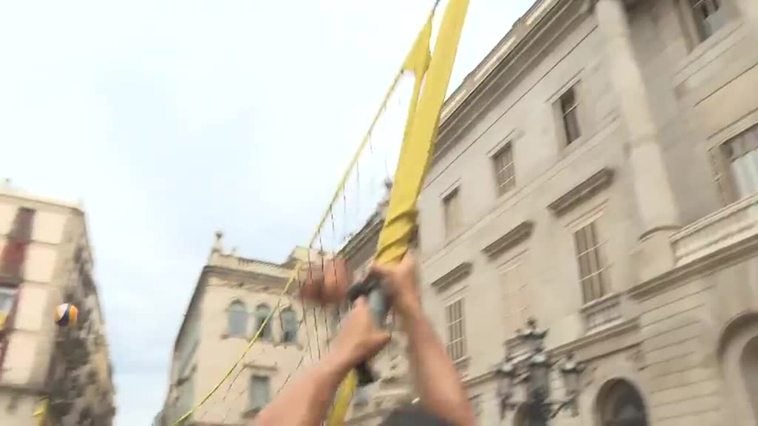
[595,0,680,280]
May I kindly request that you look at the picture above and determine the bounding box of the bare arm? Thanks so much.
[254,298,389,426]
[401,305,475,425]
[254,352,350,426]
[372,253,475,426]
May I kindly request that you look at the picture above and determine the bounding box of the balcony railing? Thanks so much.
[581,293,622,333]
[671,193,758,266]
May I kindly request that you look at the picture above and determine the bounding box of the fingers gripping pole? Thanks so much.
[347,276,391,386]
[327,1,470,425]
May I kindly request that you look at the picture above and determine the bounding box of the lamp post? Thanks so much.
[495,318,583,426]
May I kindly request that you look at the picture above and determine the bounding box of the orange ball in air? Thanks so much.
[55,303,79,327]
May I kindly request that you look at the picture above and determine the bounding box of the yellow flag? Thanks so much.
[402,18,432,77]
[377,0,469,265]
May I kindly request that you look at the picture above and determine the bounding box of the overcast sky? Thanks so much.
[0,1,533,424]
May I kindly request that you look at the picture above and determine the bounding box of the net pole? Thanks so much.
[326,1,469,424]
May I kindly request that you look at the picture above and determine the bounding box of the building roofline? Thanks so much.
[439,0,555,122]
[171,250,303,353]
[0,186,85,213]
[436,0,575,159]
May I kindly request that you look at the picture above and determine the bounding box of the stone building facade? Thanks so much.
[414,0,758,425]
[160,234,332,426]
[0,185,115,425]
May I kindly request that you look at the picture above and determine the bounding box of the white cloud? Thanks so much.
[0,0,534,424]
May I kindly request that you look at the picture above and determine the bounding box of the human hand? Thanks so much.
[369,251,422,318]
[298,257,350,305]
[330,297,391,369]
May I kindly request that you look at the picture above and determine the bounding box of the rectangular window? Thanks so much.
[445,299,466,361]
[1,207,36,279]
[249,375,271,411]
[280,308,298,343]
[559,87,581,145]
[0,287,16,328]
[500,259,530,337]
[573,221,610,304]
[492,143,516,196]
[443,188,462,237]
[721,123,758,199]
[689,0,727,41]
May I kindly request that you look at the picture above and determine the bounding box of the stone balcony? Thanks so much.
[671,192,758,267]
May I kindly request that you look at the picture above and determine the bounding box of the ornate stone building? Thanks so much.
[0,185,116,425]
[415,0,758,424]
[160,234,331,426]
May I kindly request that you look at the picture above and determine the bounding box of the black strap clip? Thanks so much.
[346,275,390,386]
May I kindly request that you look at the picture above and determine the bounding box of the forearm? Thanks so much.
[402,308,475,426]
[255,353,349,425]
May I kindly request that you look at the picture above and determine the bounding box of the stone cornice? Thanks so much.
[0,382,46,396]
[243,362,278,372]
[550,318,640,361]
[481,221,534,259]
[463,370,497,387]
[203,265,291,289]
[208,281,290,297]
[629,232,758,301]
[548,168,614,216]
[429,262,473,292]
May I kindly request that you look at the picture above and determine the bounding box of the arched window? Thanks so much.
[598,379,648,426]
[719,313,758,423]
[254,304,273,341]
[227,301,247,338]
[280,308,298,343]
[740,336,758,419]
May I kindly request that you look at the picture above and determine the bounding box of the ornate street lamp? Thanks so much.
[495,318,584,426]
[496,353,517,419]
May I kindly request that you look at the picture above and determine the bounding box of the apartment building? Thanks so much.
[0,185,115,425]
